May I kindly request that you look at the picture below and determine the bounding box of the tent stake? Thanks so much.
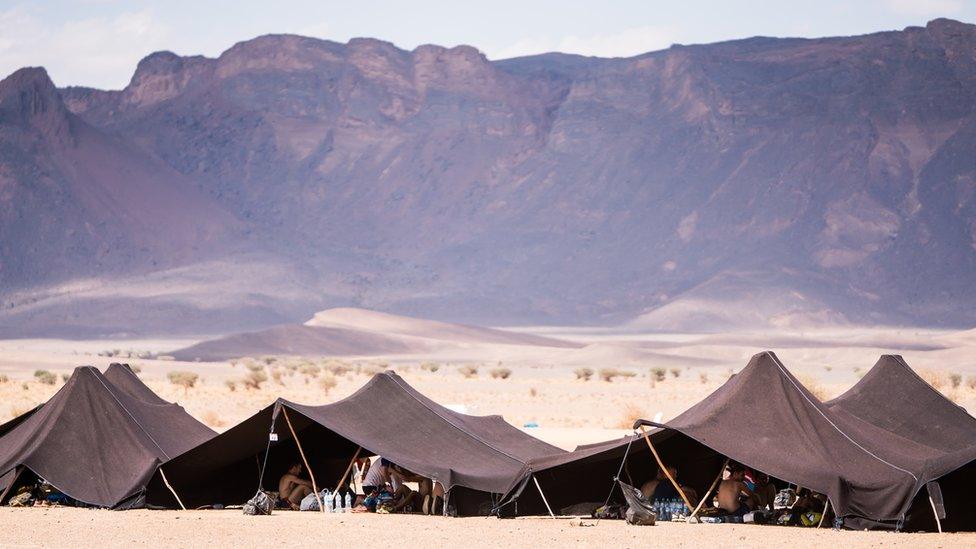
[639,426,693,510]
[690,457,729,520]
[817,498,830,528]
[929,495,942,533]
[158,467,186,511]
[282,406,323,512]
[334,446,362,493]
[533,474,556,518]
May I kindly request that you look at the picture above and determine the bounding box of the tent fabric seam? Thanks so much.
[91,370,170,461]
[768,352,918,482]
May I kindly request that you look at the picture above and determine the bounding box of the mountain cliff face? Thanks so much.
[2,19,976,335]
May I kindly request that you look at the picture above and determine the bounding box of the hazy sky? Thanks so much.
[1,0,974,89]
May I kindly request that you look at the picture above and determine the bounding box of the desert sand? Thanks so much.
[0,508,973,548]
[1,311,976,546]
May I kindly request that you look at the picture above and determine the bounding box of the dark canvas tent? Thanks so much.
[0,363,215,508]
[147,371,564,514]
[500,352,967,529]
[826,355,976,531]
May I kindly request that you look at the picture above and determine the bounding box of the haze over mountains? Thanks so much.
[2,18,976,336]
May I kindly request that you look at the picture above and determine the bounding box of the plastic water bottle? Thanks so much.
[344,492,353,511]
[324,490,333,513]
[336,492,345,513]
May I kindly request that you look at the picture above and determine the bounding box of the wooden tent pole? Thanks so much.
[334,446,362,493]
[690,457,729,519]
[929,495,943,533]
[639,426,693,510]
[282,406,323,512]
[158,467,186,511]
[817,498,830,528]
[533,475,556,518]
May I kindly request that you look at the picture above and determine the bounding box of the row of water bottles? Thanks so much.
[322,490,353,513]
[653,498,689,521]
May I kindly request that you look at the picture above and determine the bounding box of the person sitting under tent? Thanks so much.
[746,470,776,511]
[717,465,755,516]
[361,457,392,498]
[640,466,698,506]
[278,462,313,510]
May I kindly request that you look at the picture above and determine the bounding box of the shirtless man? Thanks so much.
[278,463,313,510]
[717,466,754,516]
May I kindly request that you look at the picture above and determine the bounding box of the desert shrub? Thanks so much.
[61,373,70,382]
[968,376,976,390]
[458,365,479,379]
[490,368,512,380]
[420,362,441,373]
[600,368,637,382]
[21,383,28,391]
[242,370,268,390]
[34,370,56,385]
[651,368,667,382]
[224,380,237,392]
[261,356,277,366]
[130,364,142,374]
[299,364,321,378]
[167,371,199,393]
[796,374,828,401]
[574,368,594,381]
[824,366,833,372]
[319,373,338,394]
[245,363,265,373]
[669,368,681,379]
[201,410,225,428]
[950,373,962,389]
[699,372,708,384]
[529,387,538,397]
[0,374,8,383]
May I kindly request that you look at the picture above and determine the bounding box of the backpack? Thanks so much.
[619,481,656,526]
[243,490,274,515]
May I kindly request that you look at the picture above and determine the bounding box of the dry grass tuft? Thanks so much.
[224,380,237,392]
[669,368,681,379]
[34,370,56,385]
[458,365,479,379]
[650,367,667,382]
[319,373,338,394]
[616,402,645,429]
[420,362,441,373]
[796,374,828,401]
[968,376,976,390]
[242,370,268,390]
[918,369,947,391]
[529,387,538,397]
[574,368,594,381]
[599,368,636,382]
[201,410,225,428]
[699,372,709,384]
[167,371,199,393]
[490,368,512,380]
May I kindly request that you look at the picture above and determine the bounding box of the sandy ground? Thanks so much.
[0,508,971,548]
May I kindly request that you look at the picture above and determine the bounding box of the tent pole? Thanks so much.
[817,498,830,528]
[0,467,23,505]
[282,406,323,512]
[690,457,729,520]
[929,495,943,533]
[158,467,186,511]
[533,474,556,518]
[639,426,693,510]
[334,446,362,492]
[442,486,450,517]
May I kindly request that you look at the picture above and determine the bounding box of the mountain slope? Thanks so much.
[3,19,976,335]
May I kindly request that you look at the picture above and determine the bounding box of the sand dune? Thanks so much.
[171,308,580,361]
[306,308,581,348]
[170,324,420,362]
